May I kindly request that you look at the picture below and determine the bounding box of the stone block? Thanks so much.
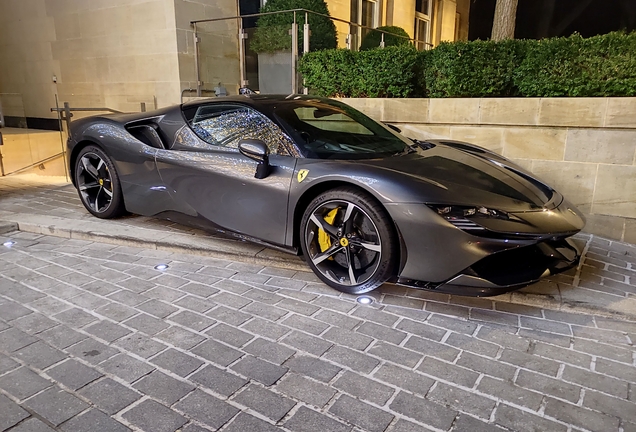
[539,98,606,127]
[122,399,187,432]
[565,129,636,164]
[530,161,597,207]
[233,384,295,422]
[605,98,636,128]
[329,395,394,432]
[276,373,336,408]
[430,98,480,123]
[79,378,141,415]
[449,126,505,153]
[25,387,88,426]
[341,98,384,121]
[481,98,540,125]
[592,164,636,218]
[400,124,451,141]
[383,99,429,123]
[503,127,566,161]
[584,213,626,241]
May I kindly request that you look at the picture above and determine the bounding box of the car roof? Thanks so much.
[181,94,334,110]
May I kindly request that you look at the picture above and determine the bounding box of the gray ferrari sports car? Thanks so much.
[67,94,584,296]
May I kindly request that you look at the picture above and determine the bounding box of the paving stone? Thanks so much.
[595,357,636,383]
[478,376,543,410]
[276,373,336,407]
[95,303,138,322]
[562,365,629,398]
[133,370,194,405]
[244,337,296,365]
[369,342,423,369]
[190,365,248,397]
[396,319,447,341]
[24,387,88,426]
[85,320,132,342]
[572,338,634,364]
[334,371,395,405]
[100,353,155,383]
[78,378,141,415]
[234,384,295,422]
[38,325,87,349]
[27,297,70,316]
[283,355,341,383]
[495,404,567,432]
[373,364,435,395]
[531,342,591,369]
[477,327,530,352]
[322,345,380,374]
[418,357,480,388]
[169,310,215,332]
[222,412,280,432]
[0,327,38,352]
[53,308,98,328]
[231,355,288,386]
[136,299,178,319]
[499,349,560,376]
[582,390,636,424]
[428,382,497,419]
[0,367,52,400]
[173,390,239,429]
[241,318,290,340]
[284,406,352,432]
[545,397,620,432]
[204,322,253,348]
[330,394,394,432]
[122,399,187,432]
[190,339,243,367]
[450,414,506,432]
[60,408,130,432]
[47,359,102,390]
[210,292,252,309]
[572,325,630,345]
[282,314,330,335]
[457,351,517,380]
[66,338,119,365]
[0,393,29,431]
[281,331,333,356]
[123,313,169,335]
[0,300,33,322]
[517,328,572,348]
[155,326,205,350]
[12,313,57,334]
[151,348,204,377]
[390,391,457,431]
[241,301,288,321]
[13,341,67,370]
[108,290,149,307]
[404,335,460,362]
[515,369,581,403]
[446,332,500,357]
[351,306,399,327]
[8,418,57,432]
[0,353,19,375]
[114,334,167,359]
[322,327,373,351]
[68,292,109,310]
[206,305,251,326]
[389,419,432,432]
[520,316,572,335]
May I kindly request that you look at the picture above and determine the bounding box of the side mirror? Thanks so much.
[239,139,271,179]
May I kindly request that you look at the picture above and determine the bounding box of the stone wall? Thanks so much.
[341,98,636,242]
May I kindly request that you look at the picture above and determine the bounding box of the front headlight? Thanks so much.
[427,204,513,233]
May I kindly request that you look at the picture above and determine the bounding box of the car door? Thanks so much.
[155,103,297,246]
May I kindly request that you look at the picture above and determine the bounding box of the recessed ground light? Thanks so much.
[3,241,16,248]
[154,264,169,271]
[356,295,374,305]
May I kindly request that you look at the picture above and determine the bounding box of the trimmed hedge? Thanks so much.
[299,31,636,98]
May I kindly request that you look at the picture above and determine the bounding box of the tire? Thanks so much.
[74,145,126,219]
[300,187,398,294]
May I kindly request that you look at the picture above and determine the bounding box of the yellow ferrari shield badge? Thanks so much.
[297,169,309,183]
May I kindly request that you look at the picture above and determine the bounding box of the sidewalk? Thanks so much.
[1,174,635,320]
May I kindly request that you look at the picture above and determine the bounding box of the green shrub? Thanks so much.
[515,32,636,97]
[422,39,527,97]
[299,31,636,98]
[360,26,410,51]
[299,45,419,97]
[251,0,337,53]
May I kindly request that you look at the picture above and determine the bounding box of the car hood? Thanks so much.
[363,140,559,213]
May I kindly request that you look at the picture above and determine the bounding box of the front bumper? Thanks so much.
[396,237,582,296]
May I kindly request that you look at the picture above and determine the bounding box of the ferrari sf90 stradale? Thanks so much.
[67,95,584,296]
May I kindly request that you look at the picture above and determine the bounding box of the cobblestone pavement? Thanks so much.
[0,230,635,432]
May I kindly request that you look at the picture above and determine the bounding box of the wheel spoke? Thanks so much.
[352,239,381,253]
[103,188,113,198]
[311,243,343,265]
[346,249,357,285]
[342,202,356,233]
[79,182,100,191]
[81,157,99,179]
[310,214,339,239]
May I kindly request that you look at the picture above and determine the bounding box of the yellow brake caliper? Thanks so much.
[318,208,339,255]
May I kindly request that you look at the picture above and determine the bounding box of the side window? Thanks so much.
[188,104,292,155]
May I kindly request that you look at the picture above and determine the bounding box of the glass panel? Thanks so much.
[415,17,430,50]
[361,0,376,39]
[197,19,243,97]
[416,0,430,15]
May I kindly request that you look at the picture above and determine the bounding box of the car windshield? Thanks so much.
[273,99,411,159]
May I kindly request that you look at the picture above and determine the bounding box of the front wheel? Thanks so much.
[300,187,398,294]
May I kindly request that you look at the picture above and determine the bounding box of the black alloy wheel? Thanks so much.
[300,187,397,294]
[75,145,126,219]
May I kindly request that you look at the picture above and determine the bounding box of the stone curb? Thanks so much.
[2,217,635,321]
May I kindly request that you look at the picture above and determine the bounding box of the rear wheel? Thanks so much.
[74,145,126,219]
[300,187,397,294]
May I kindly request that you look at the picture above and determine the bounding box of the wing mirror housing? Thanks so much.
[239,139,271,179]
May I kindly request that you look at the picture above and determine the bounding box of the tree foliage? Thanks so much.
[250,0,337,53]
[359,26,410,51]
